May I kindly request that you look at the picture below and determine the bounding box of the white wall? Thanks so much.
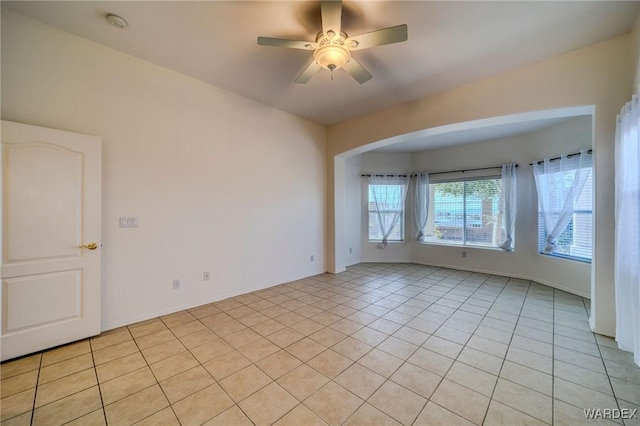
[1,10,327,330]
[410,116,592,296]
[344,155,362,266]
[327,34,632,335]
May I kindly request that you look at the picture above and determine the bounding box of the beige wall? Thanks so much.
[1,11,327,330]
[328,34,633,336]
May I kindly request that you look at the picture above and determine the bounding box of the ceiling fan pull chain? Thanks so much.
[329,63,336,80]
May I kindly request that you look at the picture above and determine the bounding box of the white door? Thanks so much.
[1,121,102,361]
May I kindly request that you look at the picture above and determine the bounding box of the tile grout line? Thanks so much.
[587,296,624,417]
[177,299,306,425]
[552,287,555,425]
[123,324,168,424]
[335,266,429,424]
[391,270,520,425]
[158,313,244,425]
[87,340,109,426]
[405,272,500,425]
[270,269,428,426]
[479,278,541,425]
[28,353,43,426]
[282,266,449,425]
[29,348,101,425]
[474,277,533,425]
[335,270,448,411]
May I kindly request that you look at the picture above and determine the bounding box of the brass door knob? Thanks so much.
[79,243,98,250]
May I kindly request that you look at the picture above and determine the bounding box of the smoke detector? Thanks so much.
[106,14,127,28]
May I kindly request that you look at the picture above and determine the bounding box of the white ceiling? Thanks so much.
[4,1,639,128]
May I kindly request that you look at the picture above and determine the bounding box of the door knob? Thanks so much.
[79,242,98,250]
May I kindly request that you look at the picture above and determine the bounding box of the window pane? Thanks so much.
[538,167,592,261]
[368,183,405,241]
[369,212,403,241]
[465,179,501,247]
[423,179,503,248]
[369,184,403,209]
[426,182,464,244]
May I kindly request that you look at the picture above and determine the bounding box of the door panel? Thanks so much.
[1,121,101,361]
[5,144,82,261]
[4,270,82,331]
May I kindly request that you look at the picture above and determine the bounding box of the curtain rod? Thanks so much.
[361,164,517,178]
[361,174,410,177]
[427,164,517,177]
[529,149,592,166]
[361,164,518,177]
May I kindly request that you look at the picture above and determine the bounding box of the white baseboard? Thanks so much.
[101,269,325,332]
[101,284,264,332]
[104,261,593,332]
[410,260,591,298]
[589,316,616,337]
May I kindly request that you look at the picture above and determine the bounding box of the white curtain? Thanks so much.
[369,175,410,248]
[533,150,592,254]
[414,173,429,242]
[498,164,517,251]
[615,94,640,366]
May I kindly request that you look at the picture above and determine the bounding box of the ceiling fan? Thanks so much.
[257,0,408,84]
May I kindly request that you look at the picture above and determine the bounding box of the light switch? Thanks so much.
[119,217,138,228]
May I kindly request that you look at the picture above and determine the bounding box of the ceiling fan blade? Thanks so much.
[349,24,408,50]
[342,58,372,84]
[295,61,322,84]
[257,37,314,50]
[321,0,342,36]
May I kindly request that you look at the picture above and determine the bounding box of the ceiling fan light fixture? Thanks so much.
[313,44,350,70]
[257,0,407,84]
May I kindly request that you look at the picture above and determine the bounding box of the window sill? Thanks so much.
[418,241,508,252]
[368,240,405,243]
[537,252,591,264]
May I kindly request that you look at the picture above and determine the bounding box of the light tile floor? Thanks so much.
[2,263,640,425]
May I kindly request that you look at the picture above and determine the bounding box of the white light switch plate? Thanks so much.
[119,217,138,228]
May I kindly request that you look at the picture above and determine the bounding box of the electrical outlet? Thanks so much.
[173,279,180,289]
[349,248,352,254]
[462,251,467,258]
[310,255,315,262]
[203,272,210,281]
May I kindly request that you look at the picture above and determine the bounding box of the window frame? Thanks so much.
[537,165,593,263]
[420,175,505,249]
[367,182,406,242]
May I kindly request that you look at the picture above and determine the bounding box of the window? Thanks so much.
[422,178,504,247]
[368,181,407,241]
[537,165,592,262]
